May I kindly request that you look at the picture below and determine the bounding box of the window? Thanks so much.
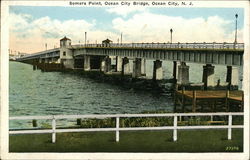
[63,51,66,56]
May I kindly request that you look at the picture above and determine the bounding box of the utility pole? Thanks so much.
[234,14,238,44]
[85,32,87,46]
[170,28,173,43]
[45,43,47,50]
[120,32,123,45]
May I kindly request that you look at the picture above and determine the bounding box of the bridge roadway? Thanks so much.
[17,48,60,61]
[73,42,244,66]
[17,42,244,66]
[15,37,244,88]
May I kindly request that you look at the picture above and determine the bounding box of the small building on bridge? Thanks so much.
[60,36,74,68]
[102,39,112,47]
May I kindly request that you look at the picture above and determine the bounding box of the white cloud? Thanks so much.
[9,11,244,54]
[112,12,243,43]
[9,13,118,53]
[106,7,145,17]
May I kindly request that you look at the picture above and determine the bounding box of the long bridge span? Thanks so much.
[16,36,244,88]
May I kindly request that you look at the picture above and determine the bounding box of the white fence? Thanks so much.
[9,112,243,143]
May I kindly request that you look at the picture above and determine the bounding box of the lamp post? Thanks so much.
[120,32,123,45]
[85,32,87,46]
[234,14,238,44]
[170,28,173,43]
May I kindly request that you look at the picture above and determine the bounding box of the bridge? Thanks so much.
[16,36,244,88]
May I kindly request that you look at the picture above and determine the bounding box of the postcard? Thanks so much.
[1,0,249,159]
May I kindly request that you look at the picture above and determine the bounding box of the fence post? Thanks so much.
[173,115,177,141]
[228,114,232,140]
[179,115,182,122]
[210,115,213,121]
[116,117,120,142]
[52,116,56,143]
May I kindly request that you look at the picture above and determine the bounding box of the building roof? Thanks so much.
[60,36,71,41]
[102,39,113,43]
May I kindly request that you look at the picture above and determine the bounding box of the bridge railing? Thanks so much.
[16,42,244,61]
[73,42,244,50]
[9,112,243,143]
[16,48,60,60]
[88,42,241,49]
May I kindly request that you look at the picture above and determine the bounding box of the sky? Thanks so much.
[9,6,244,54]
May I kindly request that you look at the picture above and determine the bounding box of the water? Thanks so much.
[9,61,243,128]
[9,61,172,128]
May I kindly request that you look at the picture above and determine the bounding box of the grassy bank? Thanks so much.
[10,129,243,152]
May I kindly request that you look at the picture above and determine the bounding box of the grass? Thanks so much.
[9,129,243,152]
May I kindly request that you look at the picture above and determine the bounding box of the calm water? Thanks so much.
[9,61,242,128]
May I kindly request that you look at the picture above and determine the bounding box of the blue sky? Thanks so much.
[10,6,244,29]
[9,6,244,53]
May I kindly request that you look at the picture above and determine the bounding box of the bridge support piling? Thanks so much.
[226,66,239,88]
[52,58,58,63]
[101,58,105,72]
[84,55,91,71]
[132,58,142,78]
[63,59,74,69]
[104,56,112,73]
[153,60,163,80]
[177,62,189,85]
[33,65,37,70]
[173,61,177,83]
[116,56,122,72]
[141,59,146,76]
[202,64,215,89]
[122,57,130,75]
[231,67,239,86]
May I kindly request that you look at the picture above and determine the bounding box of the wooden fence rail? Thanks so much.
[9,112,243,143]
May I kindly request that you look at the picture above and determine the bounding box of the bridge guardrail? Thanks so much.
[16,48,60,61]
[74,42,244,50]
[16,42,244,61]
[9,112,243,143]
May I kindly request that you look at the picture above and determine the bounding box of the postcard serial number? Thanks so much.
[225,146,240,151]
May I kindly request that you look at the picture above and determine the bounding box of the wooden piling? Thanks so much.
[241,92,244,111]
[192,90,196,112]
[181,87,185,112]
[225,90,229,111]
[77,118,82,125]
[174,90,177,112]
[33,65,36,70]
[175,89,243,113]
[32,119,37,127]
[211,100,215,112]
[173,61,177,83]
